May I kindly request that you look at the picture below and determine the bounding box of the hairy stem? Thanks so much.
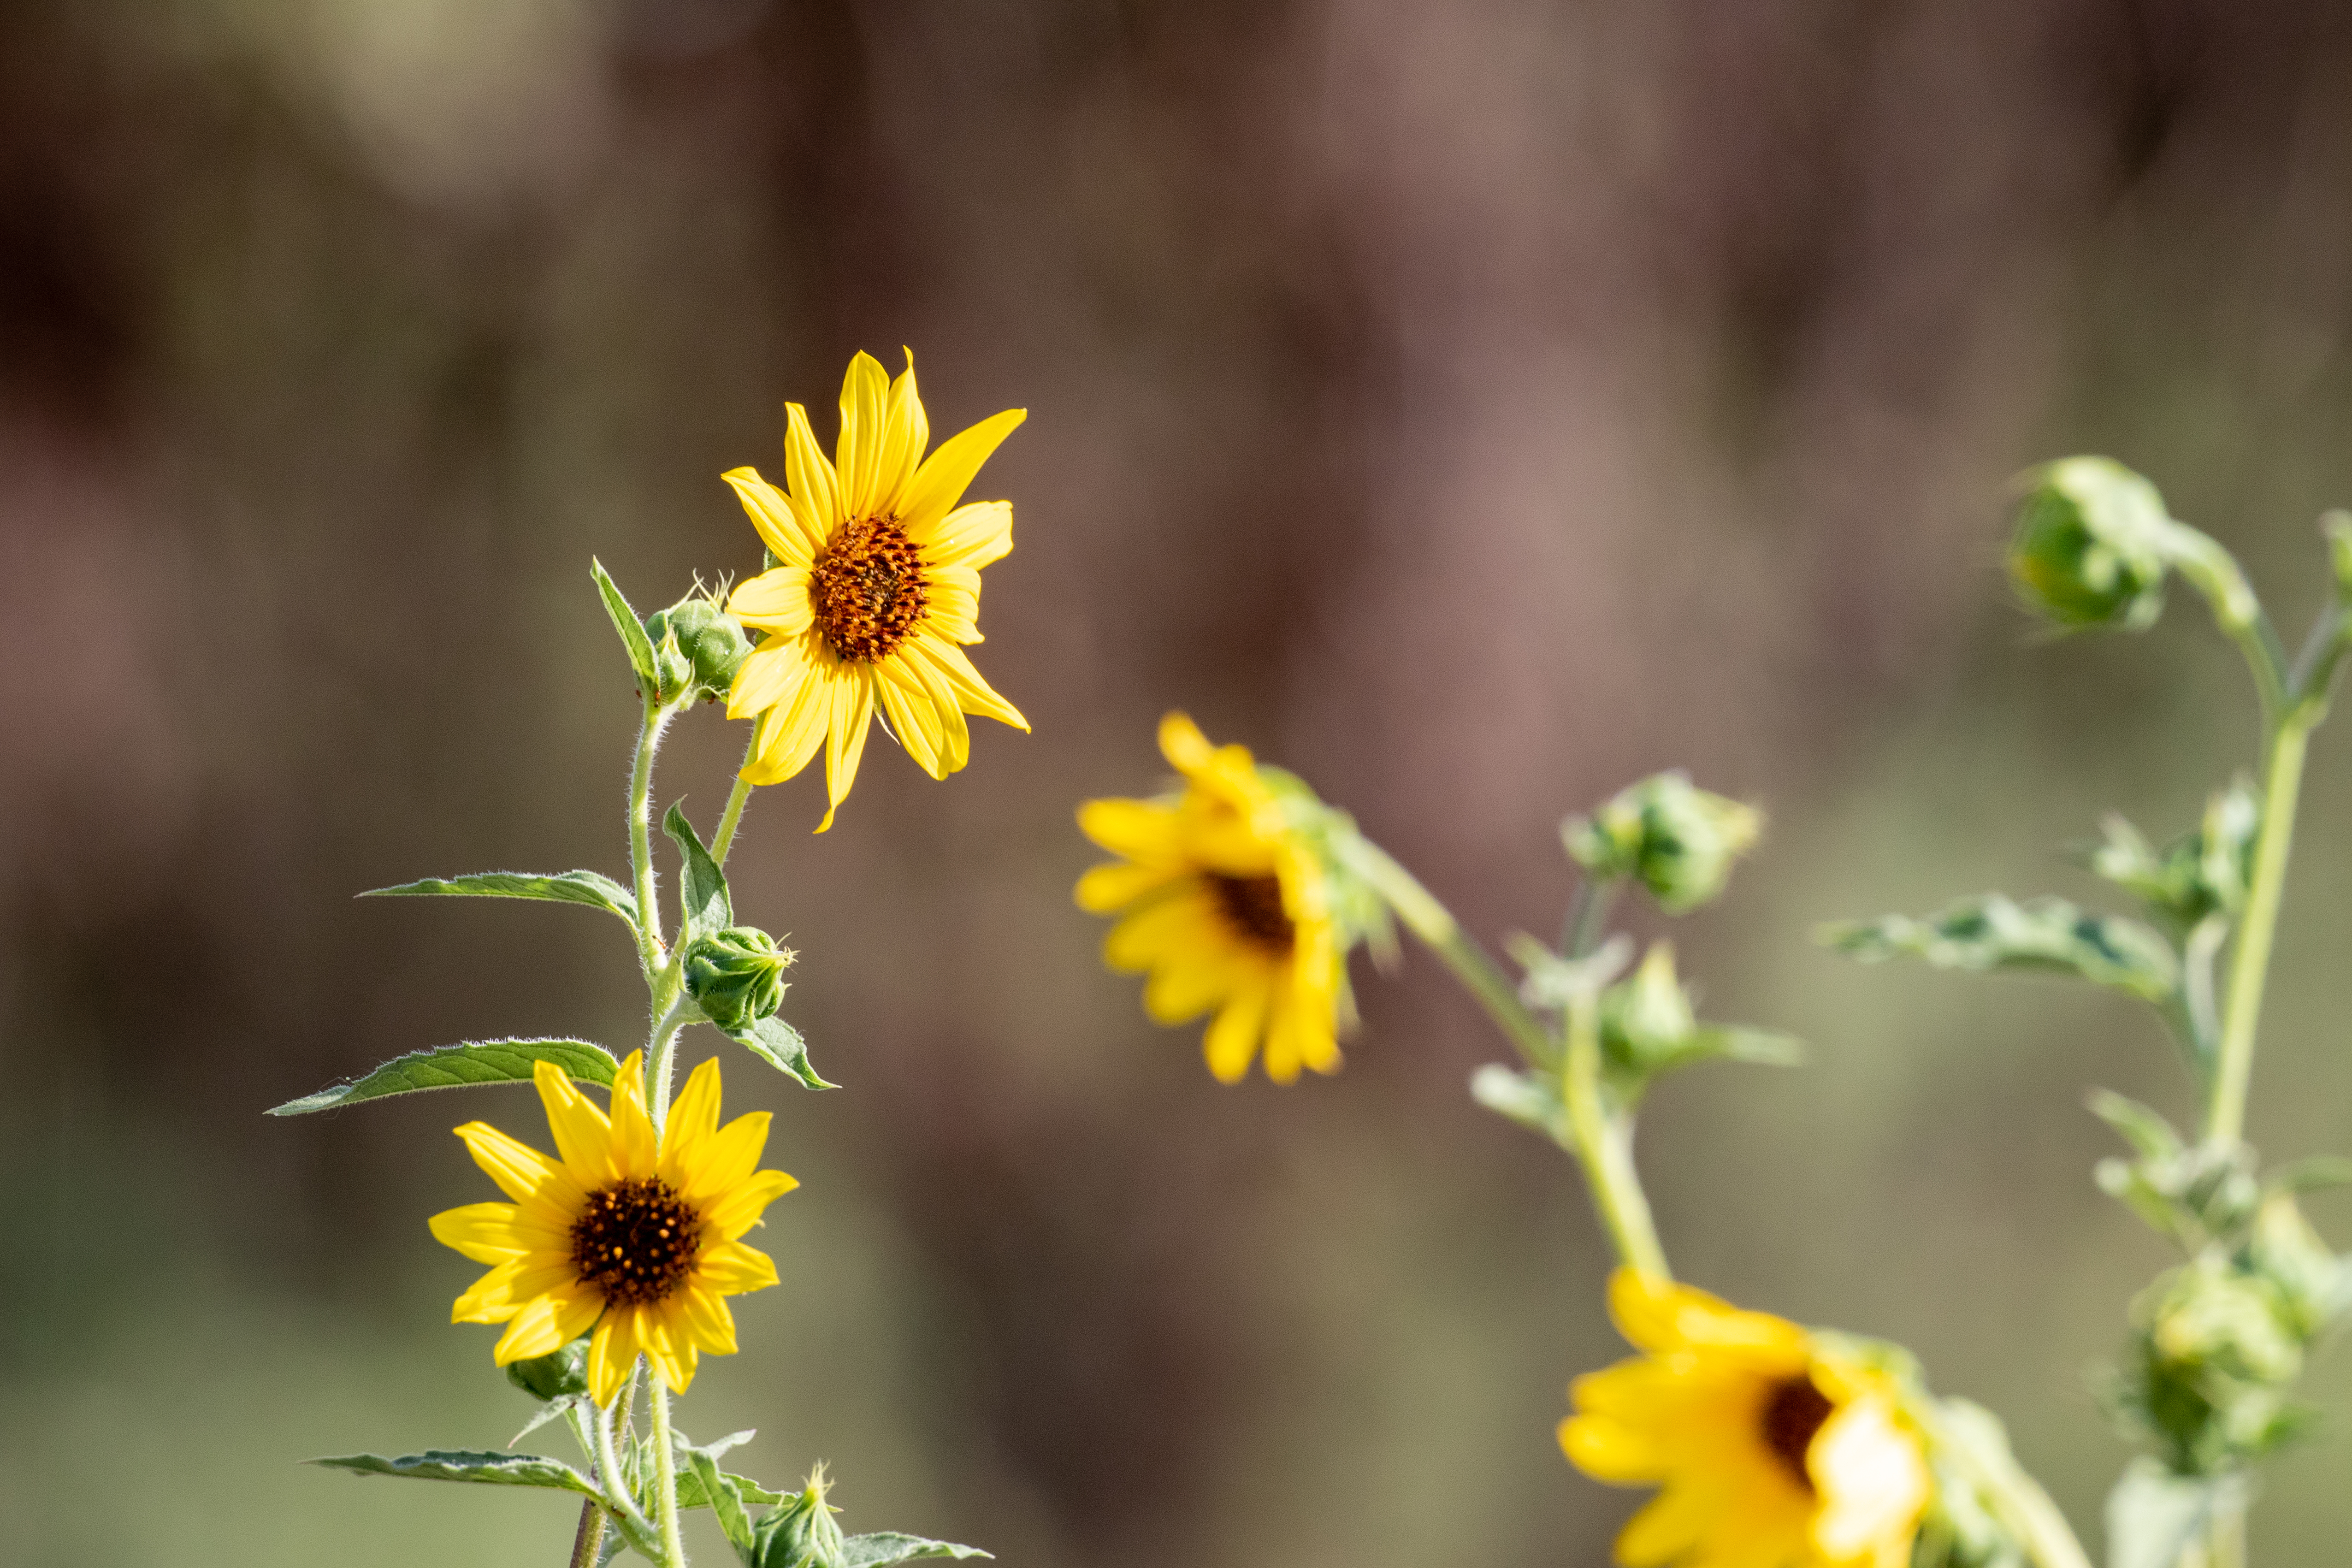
[567,1500,608,1568]
[644,991,697,1131]
[650,1383,688,1568]
[629,694,678,974]
[2205,715,2311,1146]
[593,1373,654,1544]
[712,762,757,869]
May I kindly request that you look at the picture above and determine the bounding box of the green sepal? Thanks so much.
[592,556,661,694]
[267,1039,620,1115]
[1820,894,2178,1003]
[663,801,734,941]
[840,1534,993,1567]
[719,1013,836,1091]
[362,870,641,931]
[309,1449,597,1494]
[505,1337,591,1402]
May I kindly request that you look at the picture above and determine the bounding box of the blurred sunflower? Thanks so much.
[725,349,1029,831]
[1076,712,1347,1084]
[1562,1269,1930,1568]
[430,1054,798,1404]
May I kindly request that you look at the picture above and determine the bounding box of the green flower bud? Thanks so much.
[756,1467,846,1568]
[2249,1192,2348,1338]
[2007,457,2179,630]
[504,1337,589,1402]
[2148,1258,2302,1390]
[1600,942,1698,1071]
[683,925,792,1033]
[1563,771,1762,913]
[645,592,753,704]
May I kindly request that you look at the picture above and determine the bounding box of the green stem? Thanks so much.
[629,694,678,974]
[650,1383,688,1568]
[1560,876,1616,961]
[1564,992,1669,1279]
[593,1375,654,1545]
[2205,1500,2247,1568]
[567,1499,607,1568]
[711,755,757,869]
[1334,834,1554,1068]
[1342,832,1667,1277]
[644,991,697,1130]
[2204,715,2311,1146]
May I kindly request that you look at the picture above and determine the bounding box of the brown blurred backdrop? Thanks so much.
[9,0,2352,1562]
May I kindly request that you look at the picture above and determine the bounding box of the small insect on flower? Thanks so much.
[1076,712,1348,1086]
[724,350,1030,832]
[1563,1269,1930,1568]
[429,1054,799,1404]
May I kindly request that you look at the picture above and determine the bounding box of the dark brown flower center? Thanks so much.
[1209,874,1292,953]
[1759,1373,1834,1490]
[571,1177,702,1308]
[811,515,928,663]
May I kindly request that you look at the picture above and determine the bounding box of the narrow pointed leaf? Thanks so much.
[592,556,660,691]
[840,1533,993,1567]
[719,1013,834,1090]
[268,1039,619,1115]
[363,870,640,930]
[685,1450,758,1556]
[310,1450,597,1494]
[663,802,733,941]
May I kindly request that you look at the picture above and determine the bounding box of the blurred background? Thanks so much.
[8,0,2352,1562]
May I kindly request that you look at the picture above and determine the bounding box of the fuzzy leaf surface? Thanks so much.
[663,802,734,941]
[719,1013,833,1090]
[1822,894,2177,1002]
[268,1039,619,1115]
[592,556,660,691]
[840,1533,993,1566]
[363,870,640,929]
[310,1449,597,1494]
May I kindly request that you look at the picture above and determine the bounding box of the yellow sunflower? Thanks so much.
[724,350,1029,832]
[429,1054,798,1405]
[1075,712,1346,1085]
[1563,1269,1930,1568]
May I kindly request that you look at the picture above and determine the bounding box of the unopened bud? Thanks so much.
[2007,457,2177,631]
[504,1337,589,1402]
[1565,771,1761,913]
[759,1467,846,1568]
[645,592,753,704]
[683,925,792,1032]
[1601,943,1698,1070]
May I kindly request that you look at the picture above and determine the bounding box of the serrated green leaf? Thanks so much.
[269,1039,621,1116]
[686,1449,758,1557]
[840,1534,993,1567]
[663,802,733,941]
[719,1013,834,1090]
[592,556,660,692]
[310,1449,597,1494]
[362,870,640,930]
[1820,894,2177,1003]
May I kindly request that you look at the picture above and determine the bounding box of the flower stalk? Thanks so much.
[2203,712,2309,1147]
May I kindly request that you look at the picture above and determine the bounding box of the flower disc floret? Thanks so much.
[429,1053,799,1403]
[1563,1269,1929,1568]
[723,350,1030,832]
[1075,712,1348,1085]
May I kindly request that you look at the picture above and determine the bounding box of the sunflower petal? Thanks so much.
[739,640,834,784]
[784,402,842,537]
[916,499,1015,573]
[659,1057,724,1181]
[836,351,891,522]
[729,567,815,637]
[535,1058,616,1187]
[454,1122,587,1213]
[588,1302,642,1406]
[900,408,1024,533]
[814,666,876,833]
[607,1050,658,1179]
[1203,979,1271,1084]
[429,1202,537,1264]
[872,351,929,519]
[875,657,947,778]
[724,467,819,568]
[705,1168,802,1241]
[695,1239,781,1294]
[907,638,1027,731]
[680,1284,740,1356]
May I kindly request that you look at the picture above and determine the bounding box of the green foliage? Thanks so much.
[839,1535,993,1566]
[2006,458,2181,631]
[267,1039,620,1115]
[1822,894,2177,1003]
[719,1013,834,1091]
[1562,770,1761,913]
[2086,783,2259,930]
[2104,1461,2249,1568]
[593,556,663,698]
[505,1339,591,1402]
[362,869,641,930]
[686,926,794,1033]
[310,1449,598,1494]
[663,801,733,941]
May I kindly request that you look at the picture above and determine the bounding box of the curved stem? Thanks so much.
[566,1499,608,1568]
[1564,992,1669,1279]
[1333,834,1554,1067]
[593,1374,654,1544]
[2205,715,2311,1146]
[650,1383,688,1568]
[712,762,757,869]
[644,990,697,1131]
[629,694,678,974]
